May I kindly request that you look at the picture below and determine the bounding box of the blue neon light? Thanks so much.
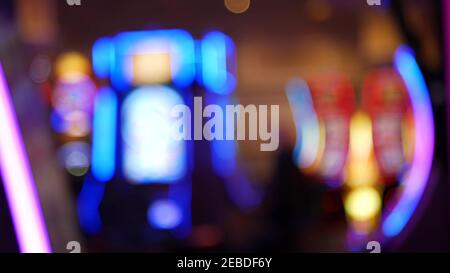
[209,96,237,177]
[77,176,105,235]
[91,87,118,182]
[200,31,237,95]
[92,37,115,79]
[111,30,196,91]
[382,46,435,237]
[286,78,321,169]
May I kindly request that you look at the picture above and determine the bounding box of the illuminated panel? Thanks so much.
[382,46,435,237]
[92,37,115,79]
[91,88,118,182]
[131,51,172,85]
[122,86,187,183]
[111,30,196,90]
[200,31,237,95]
[286,78,321,170]
[0,63,51,252]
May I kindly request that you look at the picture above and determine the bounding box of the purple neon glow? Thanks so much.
[382,46,435,237]
[0,63,51,253]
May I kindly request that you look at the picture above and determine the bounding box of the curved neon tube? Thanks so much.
[0,63,51,252]
[382,46,435,237]
[286,78,321,169]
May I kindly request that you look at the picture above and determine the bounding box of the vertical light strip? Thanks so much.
[382,46,435,237]
[91,87,118,182]
[201,31,236,95]
[286,78,321,169]
[0,63,51,252]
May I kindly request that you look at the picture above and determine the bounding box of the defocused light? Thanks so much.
[54,52,91,82]
[122,86,187,183]
[148,199,183,229]
[286,78,321,170]
[346,111,379,187]
[59,142,90,177]
[0,62,51,253]
[92,37,114,79]
[224,0,251,14]
[51,75,96,138]
[92,88,118,182]
[168,178,193,238]
[349,111,373,160]
[50,110,67,133]
[346,158,380,188]
[132,52,172,85]
[64,111,91,137]
[209,96,237,178]
[344,187,381,222]
[307,73,354,183]
[111,30,196,90]
[78,176,105,235]
[65,151,89,176]
[52,76,96,116]
[383,46,435,237]
[200,31,237,95]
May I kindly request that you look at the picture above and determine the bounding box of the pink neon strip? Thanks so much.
[0,63,51,253]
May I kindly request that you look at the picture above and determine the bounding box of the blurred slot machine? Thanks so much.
[84,30,195,245]
[287,46,435,251]
[79,29,253,249]
[307,73,355,187]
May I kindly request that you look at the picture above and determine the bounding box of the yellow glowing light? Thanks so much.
[345,111,380,187]
[54,52,91,81]
[132,53,172,85]
[224,0,251,14]
[350,111,373,160]
[344,187,381,222]
[346,158,380,187]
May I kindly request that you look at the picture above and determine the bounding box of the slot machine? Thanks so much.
[287,46,435,251]
[81,30,196,247]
